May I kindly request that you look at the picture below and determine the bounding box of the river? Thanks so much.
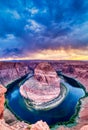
[5,73,85,125]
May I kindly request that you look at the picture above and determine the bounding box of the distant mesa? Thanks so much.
[20,62,61,105]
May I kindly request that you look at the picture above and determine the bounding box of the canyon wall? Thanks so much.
[0,61,88,90]
[0,61,88,130]
[0,62,32,86]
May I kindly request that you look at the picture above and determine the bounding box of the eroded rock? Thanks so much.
[0,62,32,86]
[80,125,88,130]
[34,62,60,87]
[30,120,50,130]
[20,62,61,104]
[0,84,7,119]
[78,97,88,124]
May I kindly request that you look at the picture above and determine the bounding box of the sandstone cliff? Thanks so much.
[0,85,7,119]
[0,62,32,86]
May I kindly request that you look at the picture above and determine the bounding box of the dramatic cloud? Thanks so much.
[0,0,88,60]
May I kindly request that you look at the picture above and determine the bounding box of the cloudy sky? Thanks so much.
[0,0,88,60]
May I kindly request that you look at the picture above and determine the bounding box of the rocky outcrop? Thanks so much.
[34,62,60,87]
[0,84,50,130]
[78,97,88,124]
[0,85,7,119]
[0,119,50,130]
[20,62,61,104]
[0,119,30,130]
[30,120,50,130]
[80,125,88,130]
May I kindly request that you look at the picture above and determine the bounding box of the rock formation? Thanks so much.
[80,125,88,130]
[0,84,7,119]
[34,62,60,87]
[0,61,88,130]
[0,119,50,130]
[0,62,32,86]
[78,97,88,125]
[0,84,50,130]
[20,62,61,104]
[30,120,50,130]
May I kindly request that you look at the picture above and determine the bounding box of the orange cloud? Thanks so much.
[0,48,88,61]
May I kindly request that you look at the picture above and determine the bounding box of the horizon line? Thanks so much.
[0,59,88,62]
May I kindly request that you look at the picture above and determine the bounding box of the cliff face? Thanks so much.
[0,85,11,130]
[0,61,88,91]
[0,62,32,86]
[0,84,12,130]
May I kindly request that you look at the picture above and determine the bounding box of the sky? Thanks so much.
[0,0,88,61]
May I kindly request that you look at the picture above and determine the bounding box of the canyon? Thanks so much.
[0,60,88,130]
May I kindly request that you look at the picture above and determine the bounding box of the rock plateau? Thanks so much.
[20,62,61,104]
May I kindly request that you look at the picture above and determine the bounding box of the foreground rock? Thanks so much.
[0,119,50,130]
[0,85,7,118]
[78,97,88,126]
[0,119,28,130]
[80,125,88,130]
[29,120,50,130]
[0,84,50,130]
[20,62,61,104]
